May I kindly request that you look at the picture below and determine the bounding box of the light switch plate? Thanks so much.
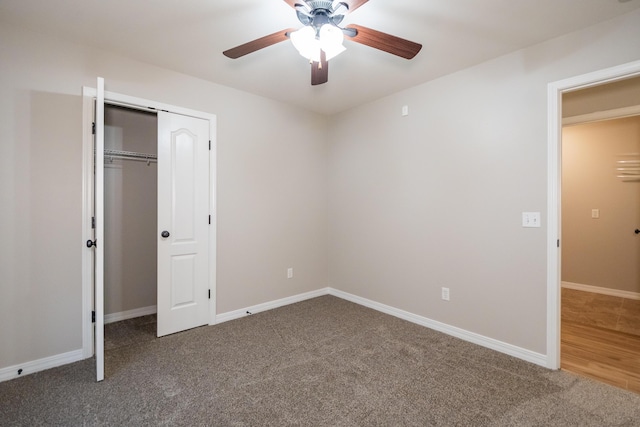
[522,212,541,228]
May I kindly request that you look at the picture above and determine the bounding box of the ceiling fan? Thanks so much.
[223,0,422,85]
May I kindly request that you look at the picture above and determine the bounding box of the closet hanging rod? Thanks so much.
[103,149,157,160]
[104,155,157,164]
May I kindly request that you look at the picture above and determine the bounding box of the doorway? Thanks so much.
[81,83,218,380]
[546,59,640,374]
[560,112,640,392]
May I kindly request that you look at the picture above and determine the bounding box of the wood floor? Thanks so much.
[561,288,640,393]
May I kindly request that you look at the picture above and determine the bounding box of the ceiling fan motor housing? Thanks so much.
[296,1,347,28]
[304,1,336,11]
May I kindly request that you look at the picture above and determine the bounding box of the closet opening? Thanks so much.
[82,82,217,380]
[103,104,159,350]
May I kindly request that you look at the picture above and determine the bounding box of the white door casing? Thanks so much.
[95,77,105,382]
[547,60,640,370]
[157,111,210,337]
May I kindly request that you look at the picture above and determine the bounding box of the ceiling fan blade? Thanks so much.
[343,0,369,13]
[223,28,296,59]
[282,0,303,9]
[345,24,422,59]
[311,50,328,85]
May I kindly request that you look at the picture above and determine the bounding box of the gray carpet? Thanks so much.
[1,296,639,426]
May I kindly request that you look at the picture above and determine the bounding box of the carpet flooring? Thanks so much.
[2,295,640,426]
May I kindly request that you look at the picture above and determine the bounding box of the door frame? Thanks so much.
[81,86,217,359]
[546,59,640,369]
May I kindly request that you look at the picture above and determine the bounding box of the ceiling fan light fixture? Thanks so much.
[290,24,345,62]
[319,24,346,60]
[290,26,321,61]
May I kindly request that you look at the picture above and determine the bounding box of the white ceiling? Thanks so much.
[1,0,639,115]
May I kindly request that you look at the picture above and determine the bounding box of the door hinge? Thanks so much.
[92,122,96,135]
[208,289,211,299]
[92,217,96,229]
[209,140,211,150]
[209,215,211,225]
[92,311,95,323]
[557,239,560,248]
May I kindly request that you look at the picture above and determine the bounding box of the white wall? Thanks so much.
[327,10,640,354]
[0,23,328,370]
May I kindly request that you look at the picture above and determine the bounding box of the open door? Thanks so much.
[94,77,105,381]
[157,111,210,337]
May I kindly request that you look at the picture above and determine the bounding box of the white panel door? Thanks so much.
[94,77,105,381]
[157,111,210,337]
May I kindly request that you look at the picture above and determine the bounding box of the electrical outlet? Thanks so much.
[441,287,450,301]
[287,268,293,279]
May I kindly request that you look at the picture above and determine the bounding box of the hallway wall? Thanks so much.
[562,116,640,294]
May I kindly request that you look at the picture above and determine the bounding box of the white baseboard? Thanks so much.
[104,305,157,324]
[562,281,640,300]
[328,288,548,368]
[216,288,330,324]
[0,349,84,383]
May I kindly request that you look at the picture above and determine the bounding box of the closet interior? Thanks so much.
[103,105,158,347]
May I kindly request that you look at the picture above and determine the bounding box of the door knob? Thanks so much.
[635,229,640,235]
[161,230,170,238]
[86,239,97,248]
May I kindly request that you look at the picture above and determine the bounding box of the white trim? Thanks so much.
[104,305,158,324]
[562,281,640,300]
[216,288,331,324]
[547,79,562,370]
[95,77,105,382]
[0,350,84,383]
[81,87,95,359]
[208,116,218,326]
[81,85,218,362]
[82,87,215,122]
[329,289,547,368]
[563,104,640,126]
[547,60,640,370]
